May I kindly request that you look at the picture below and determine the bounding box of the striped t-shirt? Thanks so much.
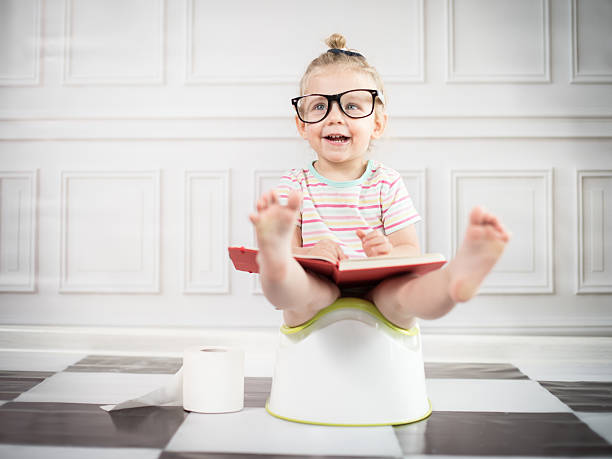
[276,160,421,259]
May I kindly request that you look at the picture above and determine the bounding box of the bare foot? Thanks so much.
[249,190,302,281]
[448,207,511,302]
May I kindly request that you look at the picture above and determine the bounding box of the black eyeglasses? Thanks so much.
[291,89,383,124]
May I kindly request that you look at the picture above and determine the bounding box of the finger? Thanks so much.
[363,229,383,242]
[367,238,389,248]
[371,243,392,256]
[356,229,367,240]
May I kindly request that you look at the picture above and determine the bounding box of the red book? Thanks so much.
[228,246,446,287]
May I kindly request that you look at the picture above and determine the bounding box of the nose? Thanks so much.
[325,101,345,123]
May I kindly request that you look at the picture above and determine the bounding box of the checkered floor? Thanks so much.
[0,351,611,458]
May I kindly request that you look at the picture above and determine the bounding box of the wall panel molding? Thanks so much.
[63,0,166,85]
[452,169,553,294]
[183,170,230,294]
[0,0,42,86]
[577,170,612,293]
[447,0,550,83]
[185,0,424,84]
[0,170,37,292]
[571,0,612,83]
[60,170,160,293]
[399,169,427,251]
[1,115,611,140]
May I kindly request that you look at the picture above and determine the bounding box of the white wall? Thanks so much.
[0,0,611,335]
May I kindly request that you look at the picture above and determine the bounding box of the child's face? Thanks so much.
[296,67,387,169]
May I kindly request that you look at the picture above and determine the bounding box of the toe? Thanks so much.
[470,206,485,225]
[287,190,302,211]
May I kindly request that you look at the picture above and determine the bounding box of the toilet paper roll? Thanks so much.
[182,346,244,413]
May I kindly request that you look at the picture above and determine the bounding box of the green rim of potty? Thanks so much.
[265,398,432,427]
[280,297,419,336]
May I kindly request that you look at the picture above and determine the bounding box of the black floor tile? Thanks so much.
[539,381,612,412]
[394,411,612,456]
[65,355,182,374]
[0,402,187,448]
[244,377,271,408]
[425,362,528,379]
[245,377,272,393]
[244,393,268,408]
[0,371,55,400]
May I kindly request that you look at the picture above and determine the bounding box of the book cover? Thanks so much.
[228,246,446,287]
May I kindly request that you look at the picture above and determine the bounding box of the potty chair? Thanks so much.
[266,297,432,426]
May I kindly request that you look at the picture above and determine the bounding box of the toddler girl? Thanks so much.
[250,34,510,328]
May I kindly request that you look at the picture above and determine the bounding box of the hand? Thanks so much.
[304,239,347,263]
[356,229,392,257]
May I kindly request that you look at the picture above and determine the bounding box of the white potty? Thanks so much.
[266,297,432,426]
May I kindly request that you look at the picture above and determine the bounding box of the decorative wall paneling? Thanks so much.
[570,0,612,83]
[0,0,42,86]
[400,170,427,251]
[63,0,165,85]
[0,171,37,292]
[183,171,230,294]
[447,0,550,83]
[185,0,424,84]
[0,0,610,336]
[577,171,612,293]
[452,170,553,294]
[1,116,611,141]
[60,171,160,293]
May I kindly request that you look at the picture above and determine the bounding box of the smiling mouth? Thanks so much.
[324,135,350,144]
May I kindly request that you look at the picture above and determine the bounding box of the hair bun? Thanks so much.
[325,33,346,49]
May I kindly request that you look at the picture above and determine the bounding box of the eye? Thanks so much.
[312,103,327,111]
[345,102,360,111]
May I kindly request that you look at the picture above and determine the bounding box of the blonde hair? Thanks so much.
[299,34,386,116]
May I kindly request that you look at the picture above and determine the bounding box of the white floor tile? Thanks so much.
[426,379,572,413]
[14,372,175,405]
[575,412,612,444]
[407,456,568,459]
[0,351,86,372]
[0,445,160,459]
[515,361,612,382]
[166,407,403,457]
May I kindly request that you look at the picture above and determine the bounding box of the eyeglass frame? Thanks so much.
[291,89,384,124]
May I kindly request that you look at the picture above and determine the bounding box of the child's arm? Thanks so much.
[357,225,421,258]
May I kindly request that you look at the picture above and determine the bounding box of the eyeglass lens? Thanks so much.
[296,90,374,123]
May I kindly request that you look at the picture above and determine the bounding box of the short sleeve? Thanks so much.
[381,173,421,235]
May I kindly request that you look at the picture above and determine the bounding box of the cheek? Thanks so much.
[301,125,317,140]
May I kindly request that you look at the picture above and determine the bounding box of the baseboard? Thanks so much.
[0,325,279,357]
[1,325,611,363]
[420,324,612,337]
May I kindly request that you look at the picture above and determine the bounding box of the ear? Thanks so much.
[371,112,388,140]
[295,115,308,139]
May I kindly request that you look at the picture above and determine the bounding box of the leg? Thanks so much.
[250,190,340,327]
[370,207,510,328]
